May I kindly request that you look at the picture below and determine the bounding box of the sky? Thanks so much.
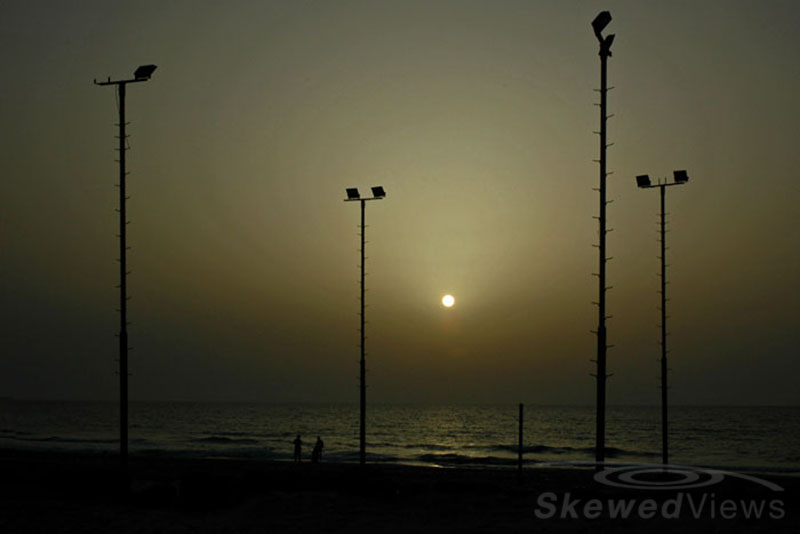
[1,0,798,405]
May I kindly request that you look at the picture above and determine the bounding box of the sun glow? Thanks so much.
[442,294,455,308]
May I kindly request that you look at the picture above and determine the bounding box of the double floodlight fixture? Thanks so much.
[636,170,690,189]
[592,11,615,55]
[344,186,387,202]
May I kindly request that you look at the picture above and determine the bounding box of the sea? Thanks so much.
[1,401,798,473]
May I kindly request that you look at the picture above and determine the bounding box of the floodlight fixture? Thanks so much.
[636,175,652,188]
[95,64,157,87]
[602,33,615,50]
[134,64,157,80]
[592,11,612,41]
[673,170,689,184]
[371,186,386,198]
[346,188,361,200]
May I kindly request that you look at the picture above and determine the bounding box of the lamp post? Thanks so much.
[636,170,690,466]
[344,186,386,465]
[94,64,157,469]
[591,11,615,467]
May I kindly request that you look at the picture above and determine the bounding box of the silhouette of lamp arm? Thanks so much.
[94,64,157,86]
[343,185,386,465]
[635,170,689,190]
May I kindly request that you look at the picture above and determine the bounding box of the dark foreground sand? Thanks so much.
[0,449,797,533]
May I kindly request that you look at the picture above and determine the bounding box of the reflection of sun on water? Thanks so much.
[442,294,455,308]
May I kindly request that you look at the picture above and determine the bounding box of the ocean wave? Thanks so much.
[189,436,260,445]
[0,428,32,436]
[462,443,659,458]
[0,435,121,445]
[209,431,255,438]
[403,443,453,451]
[416,453,518,466]
[134,447,278,460]
[604,446,660,459]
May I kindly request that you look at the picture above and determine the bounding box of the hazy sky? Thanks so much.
[1,1,798,404]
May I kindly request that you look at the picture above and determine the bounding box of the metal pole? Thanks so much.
[595,42,610,467]
[97,68,155,473]
[359,199,366,465]
[117,82,129,469]
[660,185,668,466]
[518,403,524,473]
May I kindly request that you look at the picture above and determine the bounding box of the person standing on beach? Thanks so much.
[293,434,302,462]
[311,436,324,463]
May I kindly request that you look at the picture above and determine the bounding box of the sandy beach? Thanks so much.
[0,448,796,533]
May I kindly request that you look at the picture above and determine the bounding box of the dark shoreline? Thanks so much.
[1,448,797,532]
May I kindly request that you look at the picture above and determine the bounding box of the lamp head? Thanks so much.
[134,64,157,80]
[673,170,689,184]
[371,186,386,199]
[636,175,652,188]
[592,11,612,41]
[346,188,360,200]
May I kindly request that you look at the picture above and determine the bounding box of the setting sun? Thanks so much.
[442,294,455,308]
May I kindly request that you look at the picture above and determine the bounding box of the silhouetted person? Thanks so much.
[311,436,324,463]
[293,434,302,462]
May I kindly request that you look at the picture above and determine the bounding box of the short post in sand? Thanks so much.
[518,403,524,474]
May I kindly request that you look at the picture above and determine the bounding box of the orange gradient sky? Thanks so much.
[1,1,799,404]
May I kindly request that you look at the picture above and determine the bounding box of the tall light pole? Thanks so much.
[94,64,157,469]
[344,186,386,465]
[636,170,690,466]
[591,11,614,466]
